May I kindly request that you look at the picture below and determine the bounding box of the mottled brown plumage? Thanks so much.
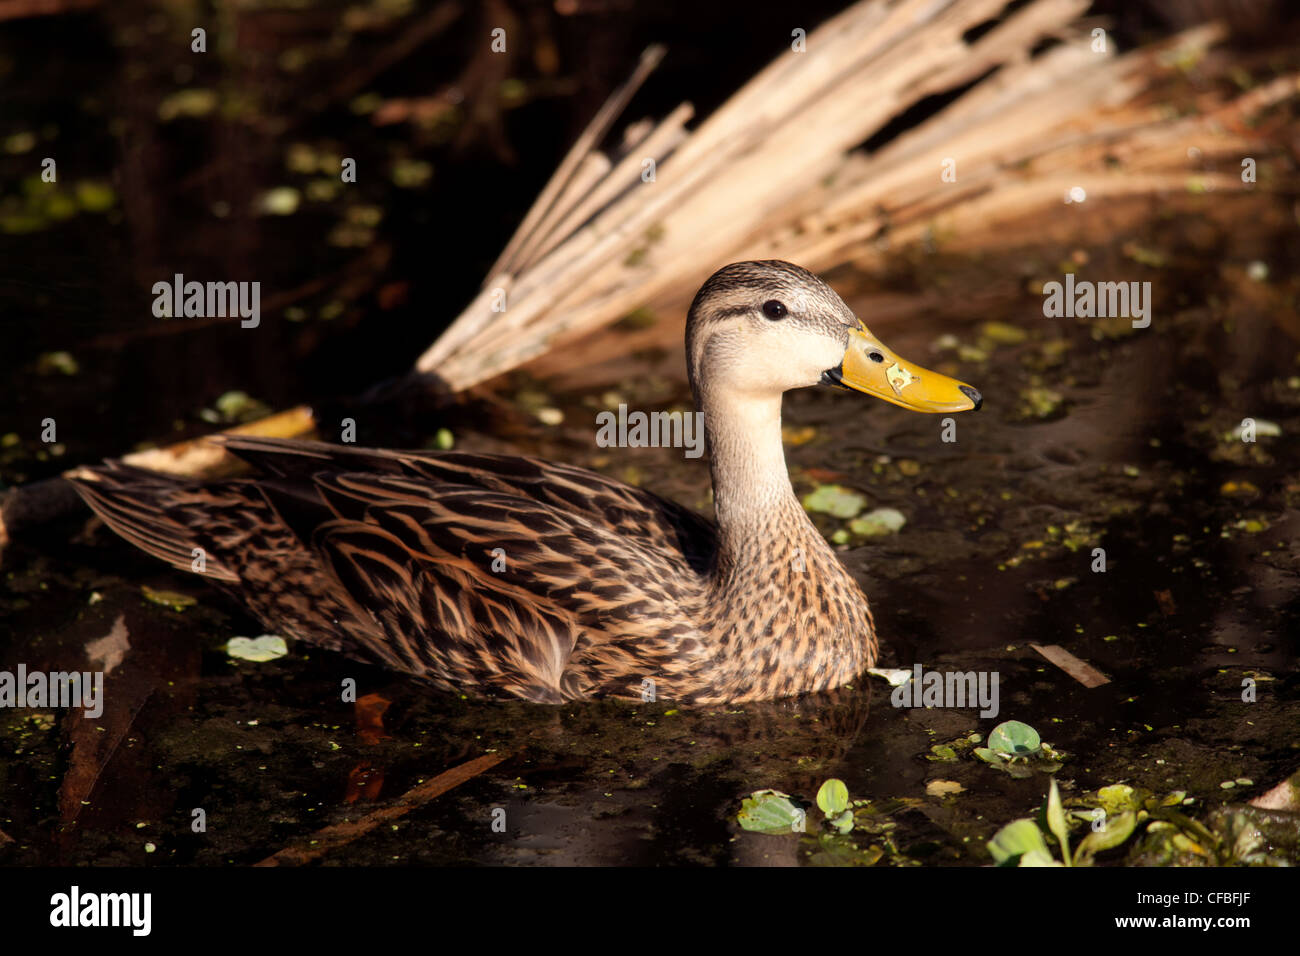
[67,261,980,704]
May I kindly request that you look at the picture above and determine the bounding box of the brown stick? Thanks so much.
[1031,644,1111,688]
[485,44,666,282]
[254,751,509,866]
[117,404,319,476]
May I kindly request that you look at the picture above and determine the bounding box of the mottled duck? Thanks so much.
[68,260,981,703]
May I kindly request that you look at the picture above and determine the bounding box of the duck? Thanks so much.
[67,260,981,704]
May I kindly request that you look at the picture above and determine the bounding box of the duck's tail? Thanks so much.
[64,463,241,583]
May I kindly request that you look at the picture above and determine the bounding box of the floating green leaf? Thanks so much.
[738,790,803,834]
[817,778,850,817]
[1096,783,1141,815]
[801,484,865,519]
[988,720,1041,757]
[226,635,289,662]
[848,507,906,537]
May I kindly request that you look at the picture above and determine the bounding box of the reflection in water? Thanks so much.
[445,686,870,866]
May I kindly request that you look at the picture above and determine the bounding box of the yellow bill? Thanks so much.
[822,326,982,413]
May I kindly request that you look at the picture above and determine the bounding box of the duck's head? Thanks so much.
[687,260,981,413]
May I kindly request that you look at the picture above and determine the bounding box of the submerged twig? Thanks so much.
[254,751,509,866]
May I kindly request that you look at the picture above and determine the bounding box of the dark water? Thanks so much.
[1,2,1298,866]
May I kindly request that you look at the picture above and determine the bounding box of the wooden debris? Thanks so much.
[1031,643,1111,687]
[254,751,509,866]
[115,404,318,477]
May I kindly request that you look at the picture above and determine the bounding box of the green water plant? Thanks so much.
[737,790,804,834]
[973,720,1064,777]
[738,777,857,836]
[816,778,854,834]
[988,780,1207,866]
[989,778,1138,866]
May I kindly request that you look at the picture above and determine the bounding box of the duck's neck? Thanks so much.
[689,375,877,698]
[695,380,820,576]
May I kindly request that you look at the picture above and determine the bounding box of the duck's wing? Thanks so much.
[70,440,718,702]
[266,469,712,701]
[218,436,716,574]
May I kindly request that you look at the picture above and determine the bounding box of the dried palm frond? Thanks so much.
[417,0,1296,392]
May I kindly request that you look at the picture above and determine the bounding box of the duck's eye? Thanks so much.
[761,299,788,320]
[868,350,885,363]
